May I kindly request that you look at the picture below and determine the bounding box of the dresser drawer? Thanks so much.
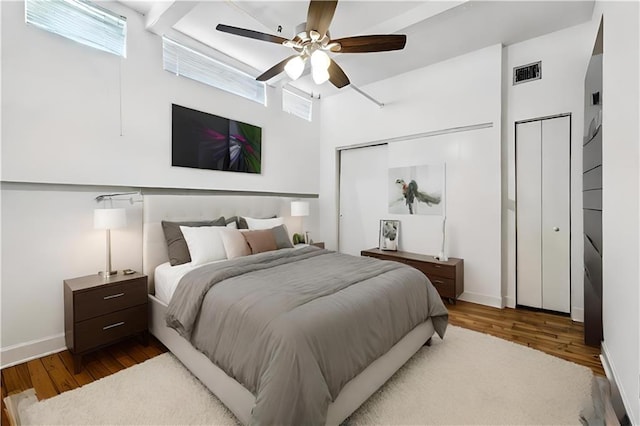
[426,276,456,298]
[74,278,147,321]
[74,304,147,352]
[361,249,463,303]
[405,260,455,279]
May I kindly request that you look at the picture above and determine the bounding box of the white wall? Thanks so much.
[319,45,503,307]
[1,1,320,193]
[502,22,594,320]
[593,1,640,423]
[0,1,320,365]
[1,184,143,365]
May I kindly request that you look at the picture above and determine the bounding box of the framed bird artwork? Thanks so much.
[388,164,445,215]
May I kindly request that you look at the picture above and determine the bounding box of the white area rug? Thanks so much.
[15,326,593,425]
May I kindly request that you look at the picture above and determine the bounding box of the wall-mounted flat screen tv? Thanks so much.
[172,104,262,174]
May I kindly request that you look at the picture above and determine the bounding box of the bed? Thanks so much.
[143,194,448,426]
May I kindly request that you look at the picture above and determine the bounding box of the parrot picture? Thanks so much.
[394,178,441,214]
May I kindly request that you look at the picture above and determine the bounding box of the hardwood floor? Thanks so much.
[1,301,603,424]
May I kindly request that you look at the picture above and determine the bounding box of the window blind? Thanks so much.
[282,88,312,122]
[25,0,127,58]
[163,37,266,106]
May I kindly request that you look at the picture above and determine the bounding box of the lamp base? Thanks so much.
[434,252,448,262]
[99,270,118,278]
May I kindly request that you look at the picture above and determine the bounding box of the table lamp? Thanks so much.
[94,208,126,277]
[291,200,310,243]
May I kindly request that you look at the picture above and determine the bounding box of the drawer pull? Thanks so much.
[103,321,125,330]
[434,264,442,268]
[103,293,125,300]
[433,280,444,284]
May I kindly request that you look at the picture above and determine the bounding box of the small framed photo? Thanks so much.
[379,219,400,251]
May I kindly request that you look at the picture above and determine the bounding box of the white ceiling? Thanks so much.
[119,0,594,98]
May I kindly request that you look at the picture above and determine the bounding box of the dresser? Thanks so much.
[64,272,148,373]
[361,248,464,304]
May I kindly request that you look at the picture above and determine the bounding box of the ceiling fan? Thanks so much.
[216,0,407,89]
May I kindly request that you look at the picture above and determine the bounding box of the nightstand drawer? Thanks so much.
[427,276,456,298]
[406,260,455,279]
[74,278,147,321]
[74,304,147,352]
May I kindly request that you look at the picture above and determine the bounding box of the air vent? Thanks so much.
[513,61,541,85]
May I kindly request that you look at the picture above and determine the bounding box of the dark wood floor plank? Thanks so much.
[1,403,10,426]
[1,380,10,426]
[58,350,93,387]
[40,354,79,394]
[120,340,152,364]
[1,364,32,394]
[106,345,138,369]
[150,337,168,354]
[95,349,125,375]
[83,354,111,381]
[26,359,57,400]
[139,341,164,359]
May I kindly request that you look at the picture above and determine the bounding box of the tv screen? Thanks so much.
[172,104,262,174]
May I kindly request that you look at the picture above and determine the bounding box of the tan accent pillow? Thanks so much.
[243,229,278,254]
[219,228,251,259]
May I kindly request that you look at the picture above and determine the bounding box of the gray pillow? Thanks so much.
[238,215,276,229]
[271,224,294,249]
[225,216,239,228]
[237,216,249,229]
[162,217,225,266]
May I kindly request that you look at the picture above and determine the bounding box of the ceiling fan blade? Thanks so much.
[216,24,290,45]
[305,0,338,39]
[256,55,299,81]
[328,59,350,89]
[332,34,407,53]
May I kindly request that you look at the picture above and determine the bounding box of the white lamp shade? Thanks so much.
[94,208,126,230]
[312,66,330,84]
[311,50,330,70]
[291,201,310,217]
[284,56,305,80]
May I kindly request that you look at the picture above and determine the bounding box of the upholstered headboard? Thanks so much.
[142,193,297,292]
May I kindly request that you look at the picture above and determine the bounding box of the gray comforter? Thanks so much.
[166,246,448,426]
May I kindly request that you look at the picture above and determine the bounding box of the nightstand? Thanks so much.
[310,242,325,249]
[64,272,148,373]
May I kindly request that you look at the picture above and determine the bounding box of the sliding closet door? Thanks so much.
[338,144,387,256]
[516,121,543,309]
[516,116,570,313]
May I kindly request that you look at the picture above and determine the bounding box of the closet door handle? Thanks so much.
[553,227,559,232]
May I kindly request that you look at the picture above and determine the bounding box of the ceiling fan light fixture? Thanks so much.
[312,66,330,84]
[284,55,305,80]
[311,50,330,70]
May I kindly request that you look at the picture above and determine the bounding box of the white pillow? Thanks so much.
[179,225,226,266]
[226,221,238,229]
[219,228,251,259]
[245,216,284,230]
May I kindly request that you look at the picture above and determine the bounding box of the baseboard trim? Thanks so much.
[503,296,516,308]
[601,341,637,425]
[458,292,502,308]
[1,334,66,369]
[571,307,584,323]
